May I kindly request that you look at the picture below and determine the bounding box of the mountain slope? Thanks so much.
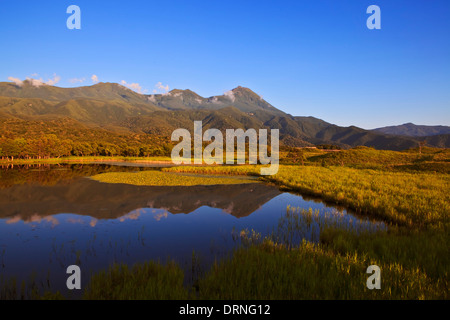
[0,81,156,106]
[0,82,166,125]
[0,81,448,150]
[372,123,450,137]
[424,134,450,148]
[119,106,312,146]
[147,86,286,116]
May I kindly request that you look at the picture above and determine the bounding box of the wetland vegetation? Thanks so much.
[0,147,448,299]
[91,170,256,186]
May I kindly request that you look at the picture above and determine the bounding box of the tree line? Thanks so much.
[0,135,173,160]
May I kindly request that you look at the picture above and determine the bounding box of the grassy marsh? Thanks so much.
[2,147,449,299]
[165,164,449,228]
[91,170,256,186]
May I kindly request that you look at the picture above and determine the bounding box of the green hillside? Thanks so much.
[373,123,450,137]
[0,81,448,153]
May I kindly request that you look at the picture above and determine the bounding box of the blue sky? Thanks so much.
[0,0,449,128]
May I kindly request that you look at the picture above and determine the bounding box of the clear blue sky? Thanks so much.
[1,0,449,128]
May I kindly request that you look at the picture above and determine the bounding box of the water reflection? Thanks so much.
[0,177,281,220]
[0,163,153,189]
[0,164,385,297]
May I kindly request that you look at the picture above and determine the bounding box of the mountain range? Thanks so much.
[372,123,450,137]
[0,80,448,150]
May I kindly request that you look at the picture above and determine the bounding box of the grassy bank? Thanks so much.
[0,156,173,165]
[91,170,256,186]
[29,232,447,300]
[268,166,449,228]
[196,240,445,300]
[164,164,449,228]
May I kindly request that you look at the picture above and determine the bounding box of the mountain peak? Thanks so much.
[92,82,122,88]
[373,123,450,137]
[231,86,254,93]
[166,89,203,100]
[169,88,198,95]
[229,86,264,101]
[169,89,184,94]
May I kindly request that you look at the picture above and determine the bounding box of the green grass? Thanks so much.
[271,207,387,249]
[319,227,449,280]
[307,146,450,172]
[83,261,189,300]
[267,166,449,228]
[163,164,263,176]
[46,234,446,300]
[308,147,417,167]
[165,164,449,228]
[91,170,256,186]
[197,240,445,300]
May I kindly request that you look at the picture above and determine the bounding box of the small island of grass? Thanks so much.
[91,170,257,186]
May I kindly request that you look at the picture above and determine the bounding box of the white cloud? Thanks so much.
[91,74,99,83]
[129,83,142,93]
[69,77,86,84]
[153,81,170,94]
[8,77,23,86]
[45,74,61,86]
[26,78,44,87]
[224,90,236,102]
[9,74,60,87]
[148,95,157,103]
[120,80,145,94]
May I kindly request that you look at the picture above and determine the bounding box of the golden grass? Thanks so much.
[91,170,256,186]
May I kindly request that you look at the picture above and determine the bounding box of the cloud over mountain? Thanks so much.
[8,77,23,86]
[8,74,61,87]
[154,82,170,94]
[121,80,145,94]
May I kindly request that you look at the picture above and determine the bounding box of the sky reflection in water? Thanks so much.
[0,164,385,295]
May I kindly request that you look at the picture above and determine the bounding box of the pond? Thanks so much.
[0,164,385,297]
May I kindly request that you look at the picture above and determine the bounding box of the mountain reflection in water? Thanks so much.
[0,164,384,297]
[0,178,281,221]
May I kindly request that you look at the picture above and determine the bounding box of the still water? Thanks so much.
[0,164,384,296]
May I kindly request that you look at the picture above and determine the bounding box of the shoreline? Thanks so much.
[0,157,246,167]
[0,156,174,166]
